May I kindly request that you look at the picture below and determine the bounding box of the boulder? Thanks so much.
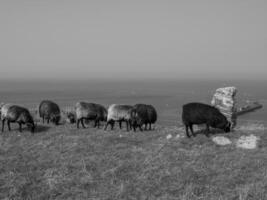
[211,87,237,128]
[236,135,259,149]
[212,136,232,146]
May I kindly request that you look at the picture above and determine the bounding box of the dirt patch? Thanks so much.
[236,135,259,149]
[212,136,232,146]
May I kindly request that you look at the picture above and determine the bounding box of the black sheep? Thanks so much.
[131,104,157,131]
[182,102,231,138]
[39,100,61,125]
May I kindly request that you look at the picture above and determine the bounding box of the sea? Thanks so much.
[0,79,266,126]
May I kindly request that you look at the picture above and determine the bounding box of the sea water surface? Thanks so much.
[0,79,266,126]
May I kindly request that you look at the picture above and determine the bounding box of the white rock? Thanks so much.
[213,87,237,97]
[212,136,232,146]
[211,86,237,127]
[236,135,259,149]
[166,134,172,140]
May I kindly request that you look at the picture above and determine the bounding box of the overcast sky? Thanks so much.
[0,0,266,81]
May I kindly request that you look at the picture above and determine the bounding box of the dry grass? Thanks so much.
[0,121,266,200]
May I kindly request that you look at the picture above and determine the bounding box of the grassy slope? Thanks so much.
[0,122,266,200]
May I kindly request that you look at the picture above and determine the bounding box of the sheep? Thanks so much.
[75,102,107,129]
[39,100,61,125]
[104,104,134,131]
[182,102,231,138]
[131,104,157,131]
[1,104,35,133]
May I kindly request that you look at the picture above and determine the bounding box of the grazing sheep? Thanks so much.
[104,104,133,131]
[182,102,231,138]
[131,104,157,131]
[75,102,107,129]
[39,100,61,125]
[1,104,35,133]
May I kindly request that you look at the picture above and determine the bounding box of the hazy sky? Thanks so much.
[0,0,266,80]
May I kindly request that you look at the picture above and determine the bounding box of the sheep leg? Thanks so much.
[149,123,152,130]
[139,125,143,132]
[94,119,97,128]
[7,121,11,131]
[104,121,109,130]
[205,124,210,137]
[81,118,86,128]
[1,119,5,132]
[133,123,136,132]
[129,121,132,130]
[77,119,80,129]
[18,123,22,132]
[97,120,100,128]
[104,120,113,130]
[47,118,50,124]
[119,121,122,129]
[94,119,100,128]
[111,121,115,130]
[185,125,190,138]
[126,121,129,131]
[189,124,195,137]
[42,116,45,124]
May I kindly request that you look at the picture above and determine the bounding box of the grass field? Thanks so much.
[0,121,266,200]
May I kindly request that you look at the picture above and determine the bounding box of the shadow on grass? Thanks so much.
[192,128,227,137]
[35,125,51,133]
[1,124,50,134]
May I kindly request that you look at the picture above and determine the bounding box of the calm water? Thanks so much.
[0,80,266,126]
